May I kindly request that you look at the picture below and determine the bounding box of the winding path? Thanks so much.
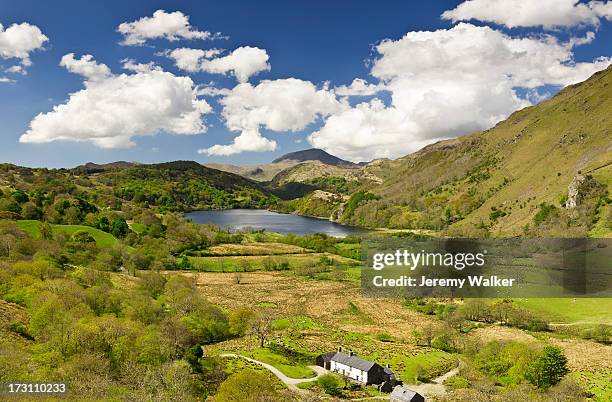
[407,361,464,398]
[220,353,327,390]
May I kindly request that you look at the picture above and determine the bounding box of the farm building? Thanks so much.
[316,347,399,390]
[390,385,425,402]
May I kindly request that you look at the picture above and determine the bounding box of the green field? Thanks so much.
[17,220,118,248]
[229,348,316,379]
[389,351,457,384]
[514,298,612,324]
[189,253,358,272]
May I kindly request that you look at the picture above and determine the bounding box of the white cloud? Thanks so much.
[200,129,277,156]
[442,0,612,29]
[334,78,386,96]
[164,47,223,72]
[309,23,611,161]
[20,54,211,149]
[118,10,221,46]
[60,53,111,80]
[5,65,25,74]
[121,58,162,73]
[0,21,48,72]
[166,46,270,82]
[0,77,15,83]
[201,78,346,156]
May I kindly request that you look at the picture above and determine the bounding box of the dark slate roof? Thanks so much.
[384,366,396,380]
[330,352,378,371]
[317,352,336,362]
[390,386,422,401]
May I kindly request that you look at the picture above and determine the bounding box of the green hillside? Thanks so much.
[17,220,118,247]
[284,66,612,237]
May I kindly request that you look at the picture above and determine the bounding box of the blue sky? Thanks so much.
[1,0,610,167]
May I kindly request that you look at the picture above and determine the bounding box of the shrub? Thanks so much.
[318,374,342,396]
[70,230,95,243]
[525,346,569,390]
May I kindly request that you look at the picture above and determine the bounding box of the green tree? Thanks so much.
[70,230,96,243]
[211,369,281,402]
[21,202,42,220]
[96,216,110,232]
[318,373,341,396]
[184,343,203,373]
[525,346,569,389]
[37,221,53,240]
[110,217,129,237]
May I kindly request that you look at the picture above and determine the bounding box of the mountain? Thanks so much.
[278,66,612,237]
[0,160,276,213]
[205,148,360,181]
[76,161,137,173]
[271,148,359,168]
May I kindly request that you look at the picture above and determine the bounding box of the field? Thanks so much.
[513,298,612,324]
[187,271,460,386]
[188,242,359,273]
[16,220,118,247]
[202,242,312,256]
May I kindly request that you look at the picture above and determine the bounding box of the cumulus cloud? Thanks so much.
[166,46,270,82]
[309,23,611,161]
[118,10,222,46]
[442,0,612,29]
[0,77,15,83]
[334,78,386,96]
[200,129,277,156]
[164,47,223,72]
[200,78,346,156]
[60,53,111,80]
[0,21,48,72]
[20,54,211,149]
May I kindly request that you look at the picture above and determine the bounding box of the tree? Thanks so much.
[70,230,96,243]
[64,206,81,225]
[111,217,129,237]
[250,313,273,348]
[21,202,42,220]
[37,221,53,240]
[184,343,203,373]
[211,369,281,402]
[318,373,341,396]
[96,216,110,232]
[525,346,569,389]
[229,308,256,336]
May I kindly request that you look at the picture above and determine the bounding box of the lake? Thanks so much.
[185,209,365,237]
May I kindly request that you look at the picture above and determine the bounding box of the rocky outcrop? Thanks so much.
[565,175,586,208]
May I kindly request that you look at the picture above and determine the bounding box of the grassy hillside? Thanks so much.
[285,66,611,237]
[16,220,118,247]
[0,160,277,217]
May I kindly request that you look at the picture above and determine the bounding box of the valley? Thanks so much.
[0,66,609,402]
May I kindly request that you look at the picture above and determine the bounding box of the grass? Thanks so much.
[272,316,320,331]
[238,348,316,379]
[17,220,118,248]
[513,298,612,324]
[572,370,612,402]
[128,222,146,234]
[202,242,311,256]
[390,351,457,384]
[188,253,355,272]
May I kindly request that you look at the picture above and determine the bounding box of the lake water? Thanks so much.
[185,209,365,237]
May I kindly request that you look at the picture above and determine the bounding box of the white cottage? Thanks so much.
[316,347,390,385]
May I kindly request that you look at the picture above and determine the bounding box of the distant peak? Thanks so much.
[272,148,358,167]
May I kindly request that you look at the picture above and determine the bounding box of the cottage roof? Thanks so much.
[390,385,422,401]
[330,352,378,371]
[317,352,336,362]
